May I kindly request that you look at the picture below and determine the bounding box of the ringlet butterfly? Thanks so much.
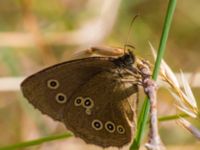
[20,46,143,148]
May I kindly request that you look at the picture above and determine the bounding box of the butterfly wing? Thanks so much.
[21,57,117,121]
[63,70,138,147]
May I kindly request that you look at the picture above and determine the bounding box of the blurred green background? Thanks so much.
[0,0,200,150]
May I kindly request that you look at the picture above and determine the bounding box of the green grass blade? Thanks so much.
[152,1,177,80]
[0,133,72,150]
[130,0,177,149]
[158,113,189,122]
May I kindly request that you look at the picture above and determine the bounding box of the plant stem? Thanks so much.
[130,0,177,149]
[158,113,188,122]
[0,133,72,150]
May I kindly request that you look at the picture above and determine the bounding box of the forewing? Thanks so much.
[21,57,117,121]
[63,71,138,147]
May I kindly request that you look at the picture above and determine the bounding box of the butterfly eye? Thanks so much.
[47,79,59,89]
[92,119,103,131]
[83,97,94,109]
[117,125,125,134]
[74,97,83,106]
[105,121,115,133]
[55,93,67,104]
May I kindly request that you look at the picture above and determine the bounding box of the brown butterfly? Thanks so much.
[21,47,144,148]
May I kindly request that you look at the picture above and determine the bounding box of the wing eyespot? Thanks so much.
[83,97,94,109]
[92,119,103,131]
[105,121,116,133]
[47,79,59,89]
[117,125,125,134]
[74,97,84,106]
[55,93,67,104]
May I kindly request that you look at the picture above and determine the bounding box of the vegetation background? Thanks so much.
[0,0,200,149]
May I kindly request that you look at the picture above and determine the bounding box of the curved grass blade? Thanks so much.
[0,133,72,150]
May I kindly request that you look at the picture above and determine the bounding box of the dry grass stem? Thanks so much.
[149,43,200,141]
[149,43,199,118]
[178,118,200,140]
[20,0,56,65]
[136,59,165,150]
[71,46,124,59]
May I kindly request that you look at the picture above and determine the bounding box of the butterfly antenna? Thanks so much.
[124,14,139,54]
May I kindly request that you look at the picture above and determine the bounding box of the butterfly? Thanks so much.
[21,47,145,148]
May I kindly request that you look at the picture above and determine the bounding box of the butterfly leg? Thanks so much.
[120,78,140,84]
[137,60,165,150]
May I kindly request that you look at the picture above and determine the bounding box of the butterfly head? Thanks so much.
[113,50,135,68]
[122,50,135,66]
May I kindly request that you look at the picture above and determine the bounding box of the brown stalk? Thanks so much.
[137,59,165,150]
[20,0,56,65]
